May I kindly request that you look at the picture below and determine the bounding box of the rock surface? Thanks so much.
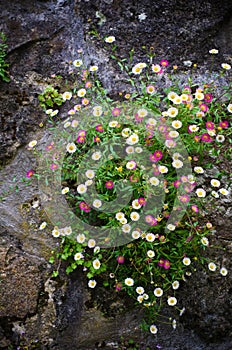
[0,0,231,349]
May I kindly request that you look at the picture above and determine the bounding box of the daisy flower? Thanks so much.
[196,188,206,197]
[221,63,231,70]
[93,199,102,208]
[219,188,229,195]
[66,142,77,153]
[167,296,177,306]
[172,281,180,290]
[208,262,217,272]
[88,280,97,288]
[62,187,69,194]
[182,257,191,266]
[62,91,72,100]
[93,259,101,269]
[136,286,144,294]
[150,325,158,334]
[220,267,228,276]
[209,49,218,54]
[92,151,102,160]
[105,36,115,43]
[227,104,232,113]
[89,65,98,72]
[122,224,131,233]
[88,239,96,248]
[77,184,87,194]
[28,140,37,148]
[74,252,84,261]
[76,233,86,243]
[210,179,220,187]
[73,59,83,67]
[154,287,163,297]
[132,230,140,239]
[125,278,134,286]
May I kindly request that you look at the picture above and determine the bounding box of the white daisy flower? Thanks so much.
[210,179,220,187]
[154,287,163,297]
[146,233,155,242]
[216,135,225,143]
[167,91,177,101]
[132,199,142,210]
[219,188,229,195]
[167,107,178,118]
[125,277,134,286]
[77,184,87,194]
[147,250,155,258]
[182,257,191,266]
[172,120,182,129]
[150,325,158,334]
[126,133,139,145]
[172,160,183,169]
[28,140,37,148]
[122,128,131,137]
[196,188,206,197]
[122,224,131,233]
[172,281,180,290]
[209,49,219,54]
[89,65,98,72]
[194,166,204,174]
[105,36,115,43]
[208,262,217,272]
[167,296,177,306]
[109,121,118,128]
[132,230,141,239]
[227,104,232,113]
[66,142,77,153]
[88,239,96,248]
[93,259,101,269]
[201,237,209,246]
[74,252,84,260]
[158,165,168,173]
[88,279,97,288]
[221,63,231,70]
[149,177,160,186]
[220,267,228,276]
[39,222,47,230]
[76,233,86,243]
[62,91,72,101]
[92,151,102,160]
[136,286,144,294]
[85,169,95,179]
[130,212,140,221]
[167,224,175,231]
[93,199,102,208]
[73,59,83,67]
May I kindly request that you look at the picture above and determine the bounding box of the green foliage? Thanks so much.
[0,32,10,82]
[38,85,64,110]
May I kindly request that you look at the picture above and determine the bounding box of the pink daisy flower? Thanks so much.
[112,108,121,116]
[96,124,104,132]
[50,163,59,171]
[204,93,213,103]
[219,120,229,129]
[205,121,214,130]
[105,180,114,189]
[26,169,35,178]
[160,59,169,67]
[201,133,213,142]
[117,256,125,264]
[199,103,209,112]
